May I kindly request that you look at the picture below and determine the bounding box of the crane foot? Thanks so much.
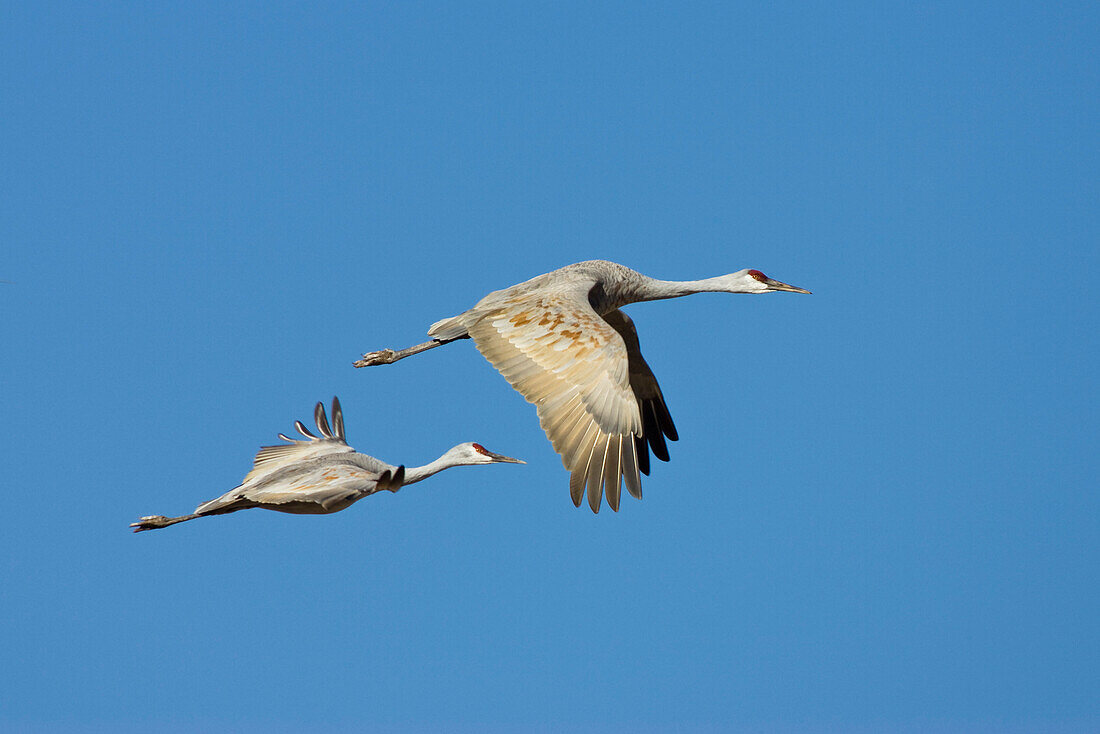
[131,515,170,532]
[354,349,396,368]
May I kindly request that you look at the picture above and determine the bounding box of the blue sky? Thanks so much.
[1,2,1097,732]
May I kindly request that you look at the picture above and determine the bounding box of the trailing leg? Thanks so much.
[354,336,467,368]
[130,514,200,532]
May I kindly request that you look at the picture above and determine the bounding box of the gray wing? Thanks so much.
[195,397,399,515]
[601,309,678,480]
[242,397,361,485]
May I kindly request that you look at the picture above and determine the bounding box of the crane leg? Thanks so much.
[130,513,200,532]
[354,336,467,368]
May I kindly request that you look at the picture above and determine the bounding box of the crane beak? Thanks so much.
[488,451,525,464]
[764,277,812,294]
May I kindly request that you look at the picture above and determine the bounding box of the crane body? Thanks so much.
[355,260,810,513]
[131,397,523,531]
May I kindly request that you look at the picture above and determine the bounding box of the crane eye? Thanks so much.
[747,269,768,282]
[472,443,490,455]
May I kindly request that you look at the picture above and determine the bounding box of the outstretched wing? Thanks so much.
[601,309,678,478]
[242,397,356,484]
[468,280,643,512]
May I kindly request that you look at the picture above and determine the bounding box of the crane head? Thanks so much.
[742,269,812,294]
[451,442,526,465]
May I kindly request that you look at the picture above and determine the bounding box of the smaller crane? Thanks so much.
[131,397,523,532]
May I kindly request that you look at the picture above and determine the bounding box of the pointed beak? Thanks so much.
[487,451,525,464]
[764,277,812,294]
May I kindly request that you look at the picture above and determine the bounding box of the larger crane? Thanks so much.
[131,396,523,531]
[354,260,810,513]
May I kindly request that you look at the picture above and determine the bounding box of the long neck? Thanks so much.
[632,275,747,303]
[401,454,463,485]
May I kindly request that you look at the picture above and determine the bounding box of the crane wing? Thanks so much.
[242,398,357,485]
[195,461,401,515]
[601,309,678,478]
[193,397,403,516]
[468,282,643,512]
[235,462,390,511]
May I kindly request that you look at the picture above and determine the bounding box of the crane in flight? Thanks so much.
[131,396,524,532]
[354,260,810,513]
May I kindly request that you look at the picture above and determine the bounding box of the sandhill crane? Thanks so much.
[131,397,523,532]
[354,260,810,513]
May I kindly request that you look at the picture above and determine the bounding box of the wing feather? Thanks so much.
[585,435,608,513]
[569,466,586,507]
[622,435,642,500]
[245,398,356,484]
[231,462,385,511]
[468,283,645,512]
[644,401,669,462]
[315,401,334,439]
[563,414,602,471]
[635,434,650,477]
[332,397,346,441]
[603,435,623,512]
[602,309,678,478]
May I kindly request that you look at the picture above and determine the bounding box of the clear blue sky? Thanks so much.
[2,2,1097,732]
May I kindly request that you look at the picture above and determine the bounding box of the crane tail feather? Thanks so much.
[427,315,469,341]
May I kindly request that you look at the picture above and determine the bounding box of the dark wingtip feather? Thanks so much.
[655,397,678,441]
[295,420,318,439]
[315,401,334,439]
[332,396,346,441]
[646,402,670,462]
[635,435,651,476]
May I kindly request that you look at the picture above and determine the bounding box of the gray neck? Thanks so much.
[595,274,742,312]
[401,457,453,486]
[632,275,744,302]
